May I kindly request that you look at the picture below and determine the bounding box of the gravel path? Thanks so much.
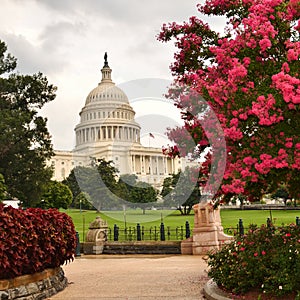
[48,255,209,300]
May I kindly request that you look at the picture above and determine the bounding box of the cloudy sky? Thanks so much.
[0,0,226,150]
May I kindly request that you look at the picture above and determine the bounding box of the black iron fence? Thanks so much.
[108,216,300,241]
[224,216,300,236]
[107,221,191,242]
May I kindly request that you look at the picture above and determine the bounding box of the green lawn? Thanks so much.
[61,208,300,240]
[220,209,300,229]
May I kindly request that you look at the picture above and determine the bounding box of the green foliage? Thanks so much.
[64,162,158,211]
[208,223,300,297]
[40,181,72,209]
[0,40,56,207]
[73,192,93,210]
[63,164,115,211]
[0,173,7,201]
[69,160,121,211]
[161,167,200,215]
[62,168,82,200]
[119,174,158,210]
[0,204,76,279]
[130,181,157,203]
[271,185,289,205]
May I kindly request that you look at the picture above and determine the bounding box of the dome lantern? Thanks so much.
[100,52,112,83]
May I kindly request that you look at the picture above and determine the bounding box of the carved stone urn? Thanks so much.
[84,216,108,254]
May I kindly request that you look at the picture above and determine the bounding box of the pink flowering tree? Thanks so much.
[159,0,300,203]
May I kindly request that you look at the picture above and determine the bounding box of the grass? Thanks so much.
[220,209,300,229]
[61,208,300,240]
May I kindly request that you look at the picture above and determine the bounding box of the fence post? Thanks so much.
[75,231,81,257]
[160,223,165,241]
[185,221,191,239]
[113,224,119,241]
[238,219,244,236]
[167,226,171,240]
[137,223,141,241]
[296,217,300,226]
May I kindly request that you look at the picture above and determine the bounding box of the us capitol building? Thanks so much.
[49,54,184,188]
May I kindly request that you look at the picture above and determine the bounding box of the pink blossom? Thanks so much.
[243,57,251,66]
[243,156,257,166]
[287,49,299,61]
[224,126,243,140]
[281,62,290,73]
[259,38,272,52]
[285,142,293,148]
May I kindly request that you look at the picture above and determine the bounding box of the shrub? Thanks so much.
[0,204,76,279]
[208,223,300,297]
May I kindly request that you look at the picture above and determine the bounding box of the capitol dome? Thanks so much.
[74,53,141,150]
[85,54,129,106]
[85,83,129,105]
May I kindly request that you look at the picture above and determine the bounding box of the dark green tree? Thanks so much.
[118,174,159,213]
[64,160,122,211]
[39,181,72,209]
[73,192,93,210]
[0,40,56,207]
[271,186,289,206]
[118,174,138,202]
[62,167,82,200]
[0,174,7,201]
[128,181,158,214]
[161,167,200,215]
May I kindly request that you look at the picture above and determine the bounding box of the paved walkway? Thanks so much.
[48,255,209,300]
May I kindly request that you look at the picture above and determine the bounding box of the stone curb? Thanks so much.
[203,279,233,300]
[0,267,68,300]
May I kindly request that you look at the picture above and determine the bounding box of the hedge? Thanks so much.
[0,204,76,279]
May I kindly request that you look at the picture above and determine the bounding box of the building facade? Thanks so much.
[49,55,183,188]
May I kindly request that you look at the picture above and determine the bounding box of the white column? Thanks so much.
[149,156,152,174]
[132,155,135,172]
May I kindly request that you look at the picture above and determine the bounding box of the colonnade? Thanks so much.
[131,154,175,175]
[76,125,140,144]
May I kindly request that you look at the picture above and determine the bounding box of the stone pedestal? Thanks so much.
[83,216,108,255]
[181,203,233,255]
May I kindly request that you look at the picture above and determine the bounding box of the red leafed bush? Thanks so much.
[0,204,76,279]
